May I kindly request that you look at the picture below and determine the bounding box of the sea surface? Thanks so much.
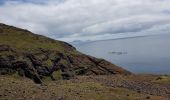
[74,34,170,74]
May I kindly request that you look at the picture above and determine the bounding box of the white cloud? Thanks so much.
[82,15,170,35]
[0,0,170,42]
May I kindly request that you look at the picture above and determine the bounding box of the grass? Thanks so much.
[0,25,77,54]
[59,59,69,66]
[43,76,53,81]
[52,70,62,80]
[42,70,63,82]
[0,75,168,100]
[12,72,20,79]
[152,75,170,84]
[0,32,63,51]
[43,59,53,67]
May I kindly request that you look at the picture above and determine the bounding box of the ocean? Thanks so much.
[74,34,170,74]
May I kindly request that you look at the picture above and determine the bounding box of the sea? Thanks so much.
[74,34,170,74]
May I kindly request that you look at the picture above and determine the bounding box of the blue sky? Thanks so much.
[0,0,170,42]
[0,0,5,5]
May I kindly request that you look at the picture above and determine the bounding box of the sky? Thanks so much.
[0,0,170,42]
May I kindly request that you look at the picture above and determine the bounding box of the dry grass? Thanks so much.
[0,75,169,100]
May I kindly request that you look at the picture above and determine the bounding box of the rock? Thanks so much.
[0,28,3,33]
[146,96,150,99]
[0,45,11,51]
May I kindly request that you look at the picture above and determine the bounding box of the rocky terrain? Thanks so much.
[0,23,130,83]
[1,23,170,100]
[0,75,170,100]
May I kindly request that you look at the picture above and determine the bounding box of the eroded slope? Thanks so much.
[0,23,131,83]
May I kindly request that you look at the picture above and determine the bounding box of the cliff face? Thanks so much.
[0,23,131,83]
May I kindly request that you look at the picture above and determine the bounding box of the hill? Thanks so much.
[0,23,130,83]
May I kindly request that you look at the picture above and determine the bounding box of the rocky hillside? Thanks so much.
[0,23,131,83]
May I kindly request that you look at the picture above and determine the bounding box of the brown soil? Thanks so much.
[0,75,169,100]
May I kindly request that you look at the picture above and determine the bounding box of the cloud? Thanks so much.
[82,15,170,35]
[0,0,170,42]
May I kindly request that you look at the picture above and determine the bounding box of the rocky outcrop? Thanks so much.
[0,45,130,83]
[0,23,131,83]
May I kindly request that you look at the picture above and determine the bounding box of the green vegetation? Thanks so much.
[52,70,62,80]
[43,76,53,81]
[0,24,76,54]
[153,75,170,83]
[59,59,68,66]
[42,70,63,82]
[12,72,21,79]
[43,59,53,67]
